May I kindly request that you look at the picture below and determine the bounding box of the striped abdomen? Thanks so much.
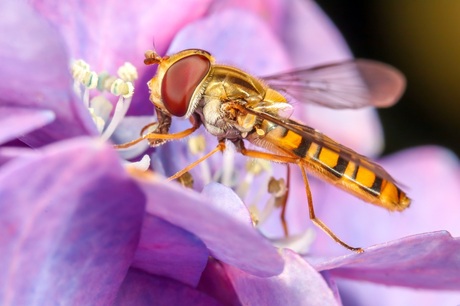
[251,120,411,211]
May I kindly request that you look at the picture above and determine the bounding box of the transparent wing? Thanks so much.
[262,59,406,109]
[244,107,401,183]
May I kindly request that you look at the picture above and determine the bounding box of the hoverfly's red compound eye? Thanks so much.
[161,55,211,117]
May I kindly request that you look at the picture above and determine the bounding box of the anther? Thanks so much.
[117,62,138,82]
[188,135,206,155]
[110,79,134,98]
[267,177,288,202]
[83,71,98,89]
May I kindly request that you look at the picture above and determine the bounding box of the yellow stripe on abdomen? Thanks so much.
[318,147,340,169]
[260,123,411,211]
[355,166,378,191]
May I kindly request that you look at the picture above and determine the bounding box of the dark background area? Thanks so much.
[317,1,460,157]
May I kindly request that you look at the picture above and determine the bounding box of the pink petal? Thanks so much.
[115,269,220,306]
[136,177,284,277]
[314,231,460,290]
[0,138,145,305]
[224,249,339,306]
[132,214,208,287]
[0,107,55,144]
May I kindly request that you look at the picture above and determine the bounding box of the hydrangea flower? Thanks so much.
[1,0,460,305]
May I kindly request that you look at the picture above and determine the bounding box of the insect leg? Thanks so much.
[298,163,364,253]
[239,145,364,252]
[114,117,200,149]
[167,141,226,181]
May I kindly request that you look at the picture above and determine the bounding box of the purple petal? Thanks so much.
[115,269,221,306]
[224,249,339,306]
[169,9,292,75]
[135,177,284,277]
[307,146,460,256]
[197,258,240,306]
[132,214,208,287]
[202,183,253,226]
[207,0,285,32]
[0,0,97,146]
[31,0,213,73]
[30,0,213,116]
[0,138,145,305]
[0,107,55,145]
[314,231,460,290]
[280,0,351,66]
[321,271,343,305]
[337,277,460,306]
[0,147,36,167]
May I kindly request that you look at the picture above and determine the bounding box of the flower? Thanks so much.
[1,0,460,305]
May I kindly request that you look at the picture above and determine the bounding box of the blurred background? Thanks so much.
[317,1,460,157]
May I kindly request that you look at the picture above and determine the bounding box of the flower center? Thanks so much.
[185,136,315,252]
[70,59,150,170]
[70,60,137,134]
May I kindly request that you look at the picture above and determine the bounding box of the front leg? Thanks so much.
[114,115,201,149]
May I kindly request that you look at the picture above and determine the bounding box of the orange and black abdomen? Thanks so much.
[256,121,411,211]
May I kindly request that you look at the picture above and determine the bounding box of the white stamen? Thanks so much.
[267,177,288,200]
[188,135,211,185]
[100,95,131,141]
[221,141,235,186]
[71,59,90,80]
[109,79,135,99]
[122,82,135,99]
[88,108,106,133]
[83,71,98,89]
[90,96,113,122]
[73,80,82,101]
[251,176,287,227]
[82,88,90,108]
[97,72,117,92]
[236,159,272,199]
[257,191,277,226]
[124,154,151,171]
[117,62,138,82]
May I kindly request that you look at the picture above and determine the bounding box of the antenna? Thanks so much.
[144,39,163,65]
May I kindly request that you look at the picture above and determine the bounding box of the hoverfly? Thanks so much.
[117,48,411,253]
